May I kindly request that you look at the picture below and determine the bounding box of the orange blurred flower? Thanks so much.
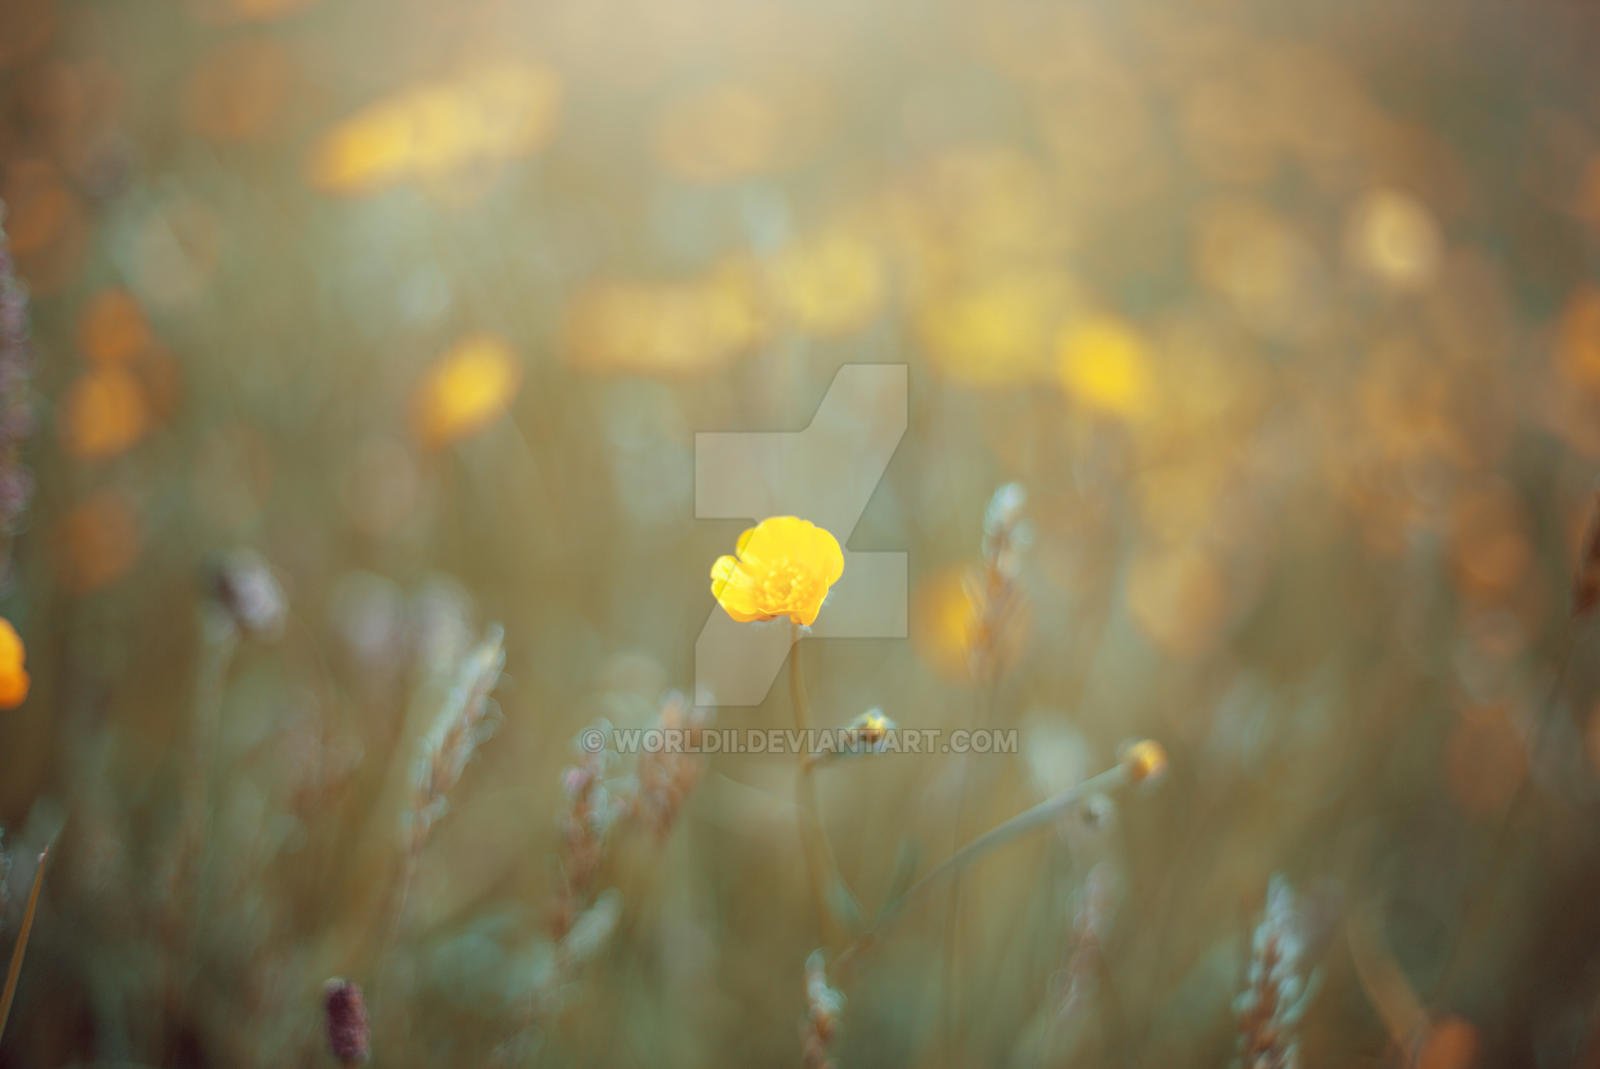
[78,289,151,364]
[0,157,88,295]
[1449,485,1530,606]
[710,516,843,627]
[183,37,293,143]
[1416,1016,1479,1069]
[412,334,521,447]
[1555,287,1600,394]
[60,367,149,459]
[0,617,28,708]
[186,0,318,22]
[55,489,141,595]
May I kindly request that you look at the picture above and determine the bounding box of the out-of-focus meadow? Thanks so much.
[5,0,1600,1065]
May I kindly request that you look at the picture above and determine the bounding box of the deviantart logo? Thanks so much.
[694,365,908,705]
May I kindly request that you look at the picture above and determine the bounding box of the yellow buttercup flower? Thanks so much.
[412,333,521,447]
[0,617,29,709]
[710,516,844,627]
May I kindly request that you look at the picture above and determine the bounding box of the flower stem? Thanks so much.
[172,612,238,1035]
[790,621,838,945]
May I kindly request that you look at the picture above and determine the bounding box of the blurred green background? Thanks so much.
[4,0,1600,1065]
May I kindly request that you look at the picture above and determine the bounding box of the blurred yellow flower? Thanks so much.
[910,565,979,680]
[710,516,843,627]
[1346,189,1441,291]
[909,563,1031,681]
[412,334,521,447]
[915,270,1078,387]
[767,226,885,337]
[308,99,412,193]
[1195,199,1317,336]
[887,149,1069,271]
[0,617,28,709]
[308,63,562,195]
[1057,315,1153,417]
[564,260,767,375]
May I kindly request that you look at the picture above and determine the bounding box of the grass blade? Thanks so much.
[0,844,49,1047]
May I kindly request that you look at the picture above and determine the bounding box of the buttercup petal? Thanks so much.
[740,518,787,565]
[735,524,766,566]
[712,555,767,620]
[812,526,844,585]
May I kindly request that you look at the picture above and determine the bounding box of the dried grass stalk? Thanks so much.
[405,623,507,857]
[1235,876,1318,1069]
[801,949,843,1069]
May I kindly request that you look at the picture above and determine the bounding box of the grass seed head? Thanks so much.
[323,979,371,1065]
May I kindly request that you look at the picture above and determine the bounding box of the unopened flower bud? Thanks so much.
[1119,739,1168,785]
[844,707,895,753]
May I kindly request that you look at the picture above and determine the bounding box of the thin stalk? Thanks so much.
[1438,627,1577,986]
[790,622,838,945]
[834,763,1131,981]
[172,614,238,1040]
[939,680,991,1061]
[0,845,49,1046]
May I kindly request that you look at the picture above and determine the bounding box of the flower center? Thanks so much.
[760,560,813,607]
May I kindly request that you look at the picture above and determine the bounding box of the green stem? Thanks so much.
[833,763,1131,980]
[790,622,838,945]
[0,845,49,1046]
[940,677,995,1057]
[178,615,238,998]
